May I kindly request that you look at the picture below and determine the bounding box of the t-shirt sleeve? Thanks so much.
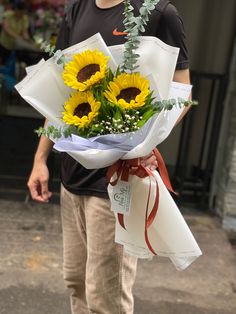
[55,17,70,50]
[55,1,77,50]
[160,4,189,70]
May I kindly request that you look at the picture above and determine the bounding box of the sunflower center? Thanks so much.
[117,87,141,103]
[74,103,91,118]
[77,64,100,83]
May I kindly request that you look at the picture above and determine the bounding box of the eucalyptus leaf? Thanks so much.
[121,0,160,72]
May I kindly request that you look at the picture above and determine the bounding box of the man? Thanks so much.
[28,1,190,313]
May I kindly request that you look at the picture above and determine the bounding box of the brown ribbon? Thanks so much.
[107,148,175,255]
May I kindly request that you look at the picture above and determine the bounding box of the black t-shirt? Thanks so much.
[56,0,189,198]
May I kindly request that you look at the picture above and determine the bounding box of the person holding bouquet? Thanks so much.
[27,1,191,313]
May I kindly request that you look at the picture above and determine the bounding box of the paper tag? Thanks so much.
[109,180,132,215]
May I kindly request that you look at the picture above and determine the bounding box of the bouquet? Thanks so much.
[16,0,201,270]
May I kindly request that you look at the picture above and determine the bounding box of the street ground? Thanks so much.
[0,199,236,314]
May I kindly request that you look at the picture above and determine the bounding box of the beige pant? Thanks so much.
[60,185,137,314]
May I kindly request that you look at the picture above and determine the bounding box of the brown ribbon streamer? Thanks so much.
[107,148,175,255]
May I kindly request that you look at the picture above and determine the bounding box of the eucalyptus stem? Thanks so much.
[120,0,160,72]
[34,35,67,66]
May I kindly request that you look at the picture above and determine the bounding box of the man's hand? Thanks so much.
[27,123,54,202]
[140,152,158,171]
[27,160,52,203]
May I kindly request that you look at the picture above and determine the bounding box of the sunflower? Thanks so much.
[62,91,101,128]
[104,73,150,109]
[62,50,109,91]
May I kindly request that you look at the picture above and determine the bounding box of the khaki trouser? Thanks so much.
[60,185,137,314]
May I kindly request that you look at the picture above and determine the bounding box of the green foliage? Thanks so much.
[120,0,160,72]
[35,125,80,139]
[33,35,67,66]
[35,125,63,139]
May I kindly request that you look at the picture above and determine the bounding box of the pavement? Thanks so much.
[0,199,236,314]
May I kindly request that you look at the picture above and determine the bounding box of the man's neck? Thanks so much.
[95,0,124,9]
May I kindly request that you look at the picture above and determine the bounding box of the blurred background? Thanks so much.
[0,0,66,203]
[0,1,236,314]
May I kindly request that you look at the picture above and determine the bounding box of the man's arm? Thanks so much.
[27,7,71,202]
[173,68,191,125]
[27,120,54,203]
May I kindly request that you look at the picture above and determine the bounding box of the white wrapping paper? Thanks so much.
[15,33,116,126]
[109,36,179,99]
[109,172,202,270]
